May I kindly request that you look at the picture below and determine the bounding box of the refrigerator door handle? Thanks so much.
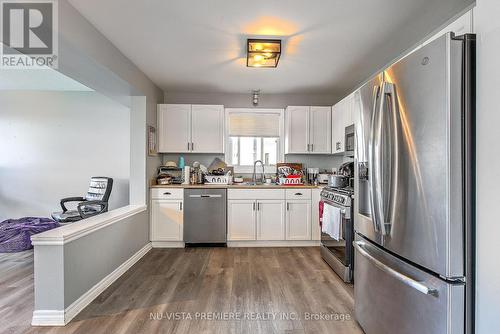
[382,82,400,236]
[354,241,439,297]
[370,84,389,235]
[368,85,382,233]
[370,82,399,236]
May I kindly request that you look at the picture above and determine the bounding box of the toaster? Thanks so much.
[318,173,330,184]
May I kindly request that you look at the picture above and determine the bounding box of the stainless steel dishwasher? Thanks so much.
[183,188,227,245]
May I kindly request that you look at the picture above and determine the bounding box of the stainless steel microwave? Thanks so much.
[345,124,355,156]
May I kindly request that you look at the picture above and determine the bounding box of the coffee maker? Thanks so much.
[307,168,319,185]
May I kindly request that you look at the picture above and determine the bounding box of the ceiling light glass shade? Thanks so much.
[247,39,281,68]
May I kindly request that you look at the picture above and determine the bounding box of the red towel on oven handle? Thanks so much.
[319,200,324,228]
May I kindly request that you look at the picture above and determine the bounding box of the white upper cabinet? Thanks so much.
[191,104,224,153]
[309,106,332,153]
[332,94,354,154]
[157,104,224,153]
[332,101,344,154]
[285,106,310,154]
[158,104,191,153]
[285,106,331,154]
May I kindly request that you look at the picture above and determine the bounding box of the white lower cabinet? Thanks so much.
[227,189,316,243]
[151,199,183,241]
[286,200,312,240]
[152,188,317,245]
[227,200,256,240]
[257,200,286,240]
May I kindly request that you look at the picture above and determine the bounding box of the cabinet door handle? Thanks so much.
[179,202,183,211]
[187,142,190,151]
[287,203,290,211]
[253,202,256,211]
[311,144,314,152]
[191,142,194,151]
[257,202,260,211]
[294,192,303,196]
[163,192,171,195]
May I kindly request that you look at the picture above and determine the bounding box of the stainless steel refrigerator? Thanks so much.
[353,33,475,334]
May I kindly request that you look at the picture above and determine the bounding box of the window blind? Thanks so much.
[228,112,280,137]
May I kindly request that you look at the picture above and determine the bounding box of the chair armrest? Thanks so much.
[60,197,86,212]
[77,200,108,219]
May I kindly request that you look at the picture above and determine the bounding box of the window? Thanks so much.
[229,137,279,166]
[225,108,284,173]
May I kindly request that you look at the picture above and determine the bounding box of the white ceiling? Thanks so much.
[0,69,93,91]
[68,0,472,96]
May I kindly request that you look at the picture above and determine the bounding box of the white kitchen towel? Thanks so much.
[322,204,342,241]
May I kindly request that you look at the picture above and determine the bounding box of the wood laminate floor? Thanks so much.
[1,247,363,334]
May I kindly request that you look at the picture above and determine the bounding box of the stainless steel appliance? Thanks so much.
[320,186,354,282]
[317,173,330,184]
[345,124,355,156]
[353,33,475,334]
[184,189,227,245]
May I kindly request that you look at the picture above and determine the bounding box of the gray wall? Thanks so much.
[0,91,130,221]
[33,210,149,310]
[475,1,500,332]
[63,211,149,307]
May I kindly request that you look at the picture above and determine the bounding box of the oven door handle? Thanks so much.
[321,200,348,215]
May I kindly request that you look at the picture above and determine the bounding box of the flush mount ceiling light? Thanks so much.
[247,39,281,68]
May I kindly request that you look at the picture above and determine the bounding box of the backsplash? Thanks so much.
[160,153,350,175]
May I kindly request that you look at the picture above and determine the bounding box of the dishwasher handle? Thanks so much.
[188,194,223,198]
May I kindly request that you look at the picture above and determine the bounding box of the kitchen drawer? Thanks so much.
[151,188,184,200]
[285,189,312,200]
[227,189,285,200]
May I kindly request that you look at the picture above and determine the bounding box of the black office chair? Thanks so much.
[51,177,113,223]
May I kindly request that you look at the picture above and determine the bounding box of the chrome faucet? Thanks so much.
[252,160,265,185]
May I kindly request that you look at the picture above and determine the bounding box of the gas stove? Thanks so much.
[320,186,353,207]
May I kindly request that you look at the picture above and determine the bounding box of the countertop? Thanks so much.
[150,183,323,189]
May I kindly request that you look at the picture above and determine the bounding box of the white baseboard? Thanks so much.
[227,240,320,247]
[151,241,185,248]
[31,242,152,326]
[32,310,65,326]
